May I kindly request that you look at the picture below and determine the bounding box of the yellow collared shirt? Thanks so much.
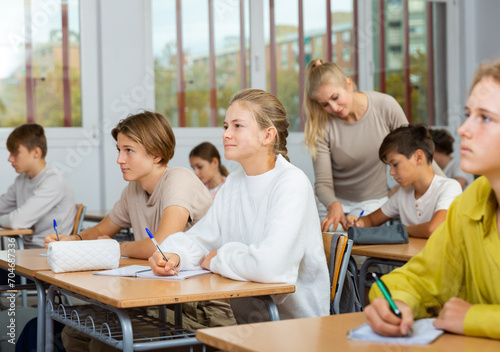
[370,176,500,339]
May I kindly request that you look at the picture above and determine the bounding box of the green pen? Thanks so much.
[371,272,402,318]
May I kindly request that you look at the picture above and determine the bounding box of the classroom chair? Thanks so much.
[322,232,354,314]
[72,203,86,235]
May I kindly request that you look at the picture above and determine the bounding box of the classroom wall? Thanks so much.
[0,0,498,213]
[462,0,500,91]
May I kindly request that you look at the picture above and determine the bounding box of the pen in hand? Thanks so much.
[356,210,365,224]
[145,228,178,276]
[53,219,60,241]
[371,272,402,318]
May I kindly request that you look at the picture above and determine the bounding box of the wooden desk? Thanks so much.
[0,248,48,276]
[0,227,33,252]
[83,210,134,241]
[0,249,48,352]
[83,210,108,223]
[351,237,427,261]
[36,269,294,351]
[0,250,151,352]
[36,270,294,308]
[0,233,36,309]
[197,312,500,352]
[0,227,34,236]
[351,238,428,306]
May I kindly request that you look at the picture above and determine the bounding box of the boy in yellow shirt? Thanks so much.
[365,59,500,339]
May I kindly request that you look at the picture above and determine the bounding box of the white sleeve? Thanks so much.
[0,175,65,229]
[380,191,401,219]
[159,189,224,271]
[435,179,463,211]
[211,171,310,284]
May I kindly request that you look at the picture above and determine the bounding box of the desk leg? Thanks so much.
[13,236,29,307]
[358,258,405,307]
[256,295,280,321]
[114,309,134,352]
[174,303,183,327]
[45,285,56,352]
[35,278,46,352]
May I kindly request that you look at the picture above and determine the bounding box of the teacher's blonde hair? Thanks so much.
[303,58,355,159]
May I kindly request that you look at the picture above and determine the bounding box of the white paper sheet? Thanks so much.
[93,264,211,280]
[348,318,444,344]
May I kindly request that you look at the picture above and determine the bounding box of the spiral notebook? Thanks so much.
[93,265,210,280]
[348,318,444,344]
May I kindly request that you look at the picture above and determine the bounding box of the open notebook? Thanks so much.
[93,265,211,280]
[348,318,444,344]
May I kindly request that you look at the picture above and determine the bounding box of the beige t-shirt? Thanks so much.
[313,91,408,206]
[108,167,213,240]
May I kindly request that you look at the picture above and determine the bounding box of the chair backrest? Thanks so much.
[322,232,353,314]
[72,204,87,235]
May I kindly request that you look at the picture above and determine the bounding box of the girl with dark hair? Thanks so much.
[189,142,228,198]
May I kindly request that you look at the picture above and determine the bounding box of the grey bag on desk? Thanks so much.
[347,224,408,245]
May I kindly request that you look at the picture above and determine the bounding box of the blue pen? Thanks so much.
[145,228,178,276]
[53,219,60,241]
[356,210,365,223]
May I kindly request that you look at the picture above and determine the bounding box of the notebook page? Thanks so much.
[93,265,211,280]
[348,318,444,344]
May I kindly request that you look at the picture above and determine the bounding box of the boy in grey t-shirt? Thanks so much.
[0,123,76,248]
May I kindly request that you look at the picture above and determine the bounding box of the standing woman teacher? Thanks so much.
[304,58,408,232]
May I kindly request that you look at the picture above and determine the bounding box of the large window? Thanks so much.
[152,0,250,128]
[0,0,81,127]
[152,0,450,131]
[372,0,448,125]
[153,0,356,131]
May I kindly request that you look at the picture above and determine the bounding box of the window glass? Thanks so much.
[183,0,210,127]
[214,0,243,125]
[304,0,326,63]
[372,0,447,125]
[0,0,81,127]
[153,0,248,127]
[273,0,300,130]
[331,1,355,76]
[152,0,178,126]
[0,1,26,127]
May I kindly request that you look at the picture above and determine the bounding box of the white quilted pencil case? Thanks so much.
[47,239,120,273]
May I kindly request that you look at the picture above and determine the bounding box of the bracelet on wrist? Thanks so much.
[73,234,83,241]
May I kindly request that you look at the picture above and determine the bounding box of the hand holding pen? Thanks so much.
[346,210,365,228]
[366,272,414,336]
[372,272,401,318]
[53,219,60,241]
[145,228,178,276]
[356,210,365,224]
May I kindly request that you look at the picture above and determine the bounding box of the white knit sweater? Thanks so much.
[161,155,330,319]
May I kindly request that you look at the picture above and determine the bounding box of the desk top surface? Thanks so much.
[35,269,295,308]
[0,249,148,277]
[83,210,109,221]
[0,227,33,236]
[196,312,500,352]
[0,248,49,276]
[351,237,427,262]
